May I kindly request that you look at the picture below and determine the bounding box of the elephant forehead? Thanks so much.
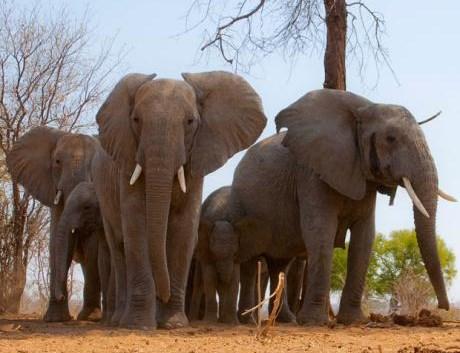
[56,135,88,157]
[136,79,196,105]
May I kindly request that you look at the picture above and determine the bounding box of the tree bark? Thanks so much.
[323,0,347,90]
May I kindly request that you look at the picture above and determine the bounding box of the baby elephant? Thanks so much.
[189,187,240,324]
[188,186,297,324]
[52,181,110,321]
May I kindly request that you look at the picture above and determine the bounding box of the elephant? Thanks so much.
[188,186,296,325]
[6,126,100,321]
[95,71,266,328]
[228,88,454,325]
[53,181,110,322]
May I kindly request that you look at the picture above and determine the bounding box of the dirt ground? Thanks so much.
[1,315,460,353]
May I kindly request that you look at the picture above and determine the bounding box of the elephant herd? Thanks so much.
[6,71,455,329]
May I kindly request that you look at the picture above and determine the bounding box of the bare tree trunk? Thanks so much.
[323,0,347,90]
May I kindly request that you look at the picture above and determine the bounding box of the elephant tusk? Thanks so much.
[438,188,457,202]
[402,177,430,218]
[130,164,142,185]
[54,190,62,205]
[177,166,186,193]
[71,228,76,234]
[418,110,442,125]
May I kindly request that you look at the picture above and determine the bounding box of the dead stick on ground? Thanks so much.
[242,271,286,338]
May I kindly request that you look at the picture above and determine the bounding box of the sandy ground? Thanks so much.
[1,315,460,353]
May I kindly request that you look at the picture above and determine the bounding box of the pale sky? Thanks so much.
[30,1,460,302]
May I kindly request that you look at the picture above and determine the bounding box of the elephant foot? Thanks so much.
[109,309,124,327]
[336,306,368,325]
[218,314,239,325]
[119,312,157,330]
[77,306,102,321]
[238,311,256,325]
[43,301,72,322]
[276,307,297,323]
[158,310,189,329]
[297,305,329,326]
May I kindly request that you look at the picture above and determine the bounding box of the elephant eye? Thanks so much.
[55,159,60,165]
[187,118,194,125]
[133,116,139,123]
[386,135,396,143]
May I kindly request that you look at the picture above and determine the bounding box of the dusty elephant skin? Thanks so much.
[53,181,109,323]
[6,127,100,322]
[96,71,266,329]
[228,88,451,326]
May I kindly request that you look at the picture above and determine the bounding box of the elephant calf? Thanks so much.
[188,186,298,324]
[53,181,110,322]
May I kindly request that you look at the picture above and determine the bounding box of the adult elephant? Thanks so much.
[6,127,99,322]
[53,181,110,322]
[96,71,266,328]
[230,89,454,325]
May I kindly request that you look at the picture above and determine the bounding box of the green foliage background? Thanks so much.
[331,229,457,297]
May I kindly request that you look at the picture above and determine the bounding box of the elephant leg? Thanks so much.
[44,208,72,322]
[267,258,296,323]
[78,236,102,321]
[188,260,205,321]
[287,257,306,314]
[238,259,258,324]
[337,208,375,324]
[217,263,240,324]
[97,235,113,323]
[102,218,127,326]
[201,263,218,323]
[297,215,337,326]
[119,181,157,329]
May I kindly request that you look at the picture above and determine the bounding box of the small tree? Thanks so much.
[0,0,122,312]
[331,230,456,311]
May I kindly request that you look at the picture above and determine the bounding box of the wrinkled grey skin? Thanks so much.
[96,71,266,329]
[230,89,450,325]
[6,127,99,322]
[53,181,109,322]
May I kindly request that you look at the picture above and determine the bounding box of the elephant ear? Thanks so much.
[182,71,267,177]
[96,73,156,174]
[197,220,213,260]
[275,89,370,201]
[6,126,66,206]
[234,217,272,263]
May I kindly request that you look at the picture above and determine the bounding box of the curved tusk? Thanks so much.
[418,110,442,125]
[402,177,430,218]
[130,164,142,185]
[71,228,76,234]
[54,190,62,205]
[177,166,186,193]
[438,188,457,202]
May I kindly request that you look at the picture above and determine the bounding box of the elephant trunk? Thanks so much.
[144,146,175,303]
[411,157,449,310]
[53,219,76,302]
[216,259,234,285]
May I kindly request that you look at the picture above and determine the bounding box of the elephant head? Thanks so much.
[96,71,266,302]
[53,182,102,302]
[275,88,454,310]
[7,127,98,207]
[208,220,239,284]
